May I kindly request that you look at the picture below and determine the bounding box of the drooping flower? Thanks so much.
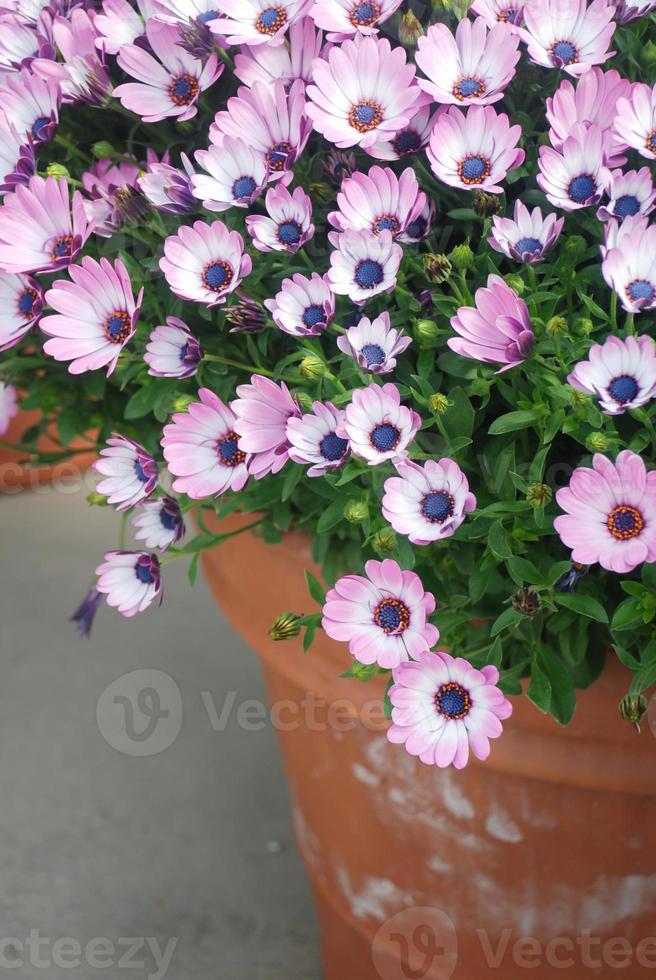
[70,587,104,637]
[365,95,438,162]
[0,271,43,351]
[0,123,35,194]
[40,256,142,375]
[94,0,155,54]
[209,0,311,46]
[96,551,162,618]
[144,317,203,378]
[160,219,252,307]
[264,272,335,337]
[305,34,421,149]
[210,78,311,182]
[234,14,322,88]
[192,137,268,212]
[555,450,656,573]
[322,558,439,669]
[80,157,149,238]
[0,68,60,143]
[225,293,267,333]
[402,199,436,244]
[246,183,314,252]
[449,274,534,372]
[614,83,656,162]
[114,21,221,122]
[598,167,656,222]
[545,69,631,168]
[537,124,606,211]
[416,17,520,106]
[132,497,186,551]
[601,219,656,314]
[308,0,403,41]
[94,434,158,511]
[0,175,93,274]
[567,335,656,416]
[470,0,527,27]
[600,212,649,259]
[488,200,564,264]
[327,229,402,304]
[612,0,656,22]
[387,650,512,769]
[0,380,19,436]
[427,104,524,194]
[517,0,616,77]
[138,153,196,214]
[341,382,420,465]
[162,388,251,498]
[336,312,411,375]
[152,0,222,28]
[232,374,300,479]
[327,165,426,245]
[382,458,477,544]
[32,8,111,104]
[287,401,349,476]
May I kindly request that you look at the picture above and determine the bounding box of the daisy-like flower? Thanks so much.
[321,558,439,669]
[546,69,631,168]
[264,272,335,337]
[232,374,300,479]
[209,0,311,46]
[365,95,439,162]
[327,229,402,304]
[382,458,477,545]
[0,271,43,351]
[601,219,656,313]
[192,137,268,212]
[32,8,111,105]
[0,68,60,143]
[0,15,43,71]
[152,0,222,27]
[94,0,155,54]
[138,153,196,215]
[517,0,616,77]
[0,175,93,274]
[210,79,311,181]
[306,35,421,149]
[341,382,420,466]
[449,274,534,372]
[600,213,649,259]
[226,293,267,333]
[327,165,426,245]
[94,434,158,511]
[308,0,403,41]
[246,183,313,253]
[96,551,162,618]
[598,168,656,222]
[403,199,436,244]
[41,257,142,375]
[613,0,656,22]
[0,122,35,195]
[286,401,350,476]
[114,21,221,122]
[0,380,19,437]
[162,388,250,499]
[488,200,564,264]
[160,219,252,307]
[427,104,524,194]
[537,124,606,211]
[234,16,323,90]
[416,17,520,107]
[81,157,152,239]
[614,83,656,162]
[131,497,185,551]
[144,316,203,378]
[336,312,411,375]
[470,0,527,27]
[567,335,656,416]
[387,650,512,769]
[555,450,656,573]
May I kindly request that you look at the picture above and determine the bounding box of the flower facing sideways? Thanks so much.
[449,275,534,372]
[96,551,162,618]
[94,434,158,511]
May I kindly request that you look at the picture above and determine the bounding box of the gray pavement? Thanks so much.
[0,481,321,979]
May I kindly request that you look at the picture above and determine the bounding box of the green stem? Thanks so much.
[203,353,275,378]
[626,312,635,336]
[163,516,265,562]
[609,290,618,333]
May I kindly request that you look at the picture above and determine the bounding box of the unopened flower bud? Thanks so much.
[428,392,450,414]
[450,244,474,271]
[504,273,525,295]
[570,390,591,409]
[586,432,609,453]
[46,162,70,179]
[473,190,501,218]
[86,491,108,506]
[527,483,552,507]
[269,612,302,641]
[415,318,439,345]
[399,9,423,45]
[423,253,452,283]
[172,394,196,413]
[344,499,369,523]
[308,180,333,202]
[618,693,648,732]
[512,587,540,619]
[372,527,396,555]
[299,353,327,381]
[92,141,115,159]
[575,317,593,336]
[564,234,586,262]
[546,316,567,336]
[351,659,379,681]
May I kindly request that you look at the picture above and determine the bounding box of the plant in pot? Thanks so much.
[2,0,656,975]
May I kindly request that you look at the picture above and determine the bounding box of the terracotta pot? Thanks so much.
[202,512,656,980]
[0,408,97,494]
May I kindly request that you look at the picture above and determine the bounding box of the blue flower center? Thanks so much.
[607,504,644,541]
[179,342,189,361]
[373,215,399,235]
[319,432,348,461]
[160,507,178,530]
[361,343,385,366]
[626,279,654,302]
[608,374,639,404]
[453,76,485,100]
[568,174,594,204]
[551,39,577,64]
[647,132,656,154]
[256,5,286,33]
[278,220,302,246]
[435,682,471,720]
[458,155,489,184]
[349,100,382,133]
[350,0,380,25]
[233,175,257,199]
[370,422,400,452]
[50,235,73,260]
[393,129,421,155]
[354,259,383,289]
[216,431,245,467]
[198,9,218,20]
[135,561,154,584]
[103,310,131,344]
[614,194,639,218]
[134,460,149,483]
[31,116,49,138]
[303,304,325,327]
[266,140,292,171]
[203,260,232,292]
[406,217,426,239]
[374,597,410,634]
[500,7,519,21]
[18,289,36,316]
[421,490,454,524]
[169,73,199,106]
[515,236,542,255]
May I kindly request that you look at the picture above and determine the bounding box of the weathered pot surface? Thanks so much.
[0,409,97,493]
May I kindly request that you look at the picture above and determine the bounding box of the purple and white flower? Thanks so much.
[246,183,314,253]
[0,15,44,71]
[341,381,420,465]
[81,157,148,238]
[336,312,411,375]
[614,83,656,162]
[160,219,252,307]
[470,0,527,27]
[600,213,648,259]
[0,67,60,142]
[382,458,477,544]
[234,16,323,90]
[567,335,656,416]
[308,0,403,41]
[96,551,162,618]
[144,317,203,378]
[327,229,402,304]
[612,0,656,22]
[365,95,438,162]
[601,219,656,313]
[488,200,564,264]
[232,374,300,479]
[132,497,185,551]
[449,274,534,372]
[546,68,631,168]
[287,401,349,476]
[192,136,268,212]
[209,0,312,46]
[427,104,524,194]
[94,0,155,54]
[32,8,111,105]
[537,124,606,211]
[327,165,426,245]
[517,0,616,76]
[138,153,196,214]
[0,122,35,195]
[598,167,656,222]
[94,434,158,511]
[264,272,335,337]
[0,271,43,351]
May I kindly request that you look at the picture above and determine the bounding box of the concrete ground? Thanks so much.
[0,480,321,979]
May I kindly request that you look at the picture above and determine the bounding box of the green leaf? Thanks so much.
[304,570,326,606]
[281,462,304,502]
[488,410,541,435]
[441,386,475,441]
[611,597,643,631]
[526,661,552,713]
[554,593,609,624]
[540,654,576,725]
[488,520,513,560]
[188,552,199,586]
[506,556,544,586]
[316,498,347,533]
[490,607,522,636]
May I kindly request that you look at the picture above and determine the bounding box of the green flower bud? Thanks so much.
[308,180,333,203]
[564,234,587,263]
[92,141,116,159]
[450,244,474,271]
[504,273,525,295]
[574,317,594,336]
[296,392,314,413]
[527,483,552,507]
[618,693,648,732]
[428,392,450,414]
[546,316,567,336]
[372,527,396,555]
[423,253,452,283]
[512,587,540,619]
[299,353,326,381]
[172,394,196,413]
[344,499,369,523]
[586,432,609,453]
[351,660,379,681]
[570,390,591,410]
[398,9,423,45]
[86,491,108,506]
[473,190,501,218]
[414,319,439,345]
[269,612,302,641]
[46,163,70,179]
